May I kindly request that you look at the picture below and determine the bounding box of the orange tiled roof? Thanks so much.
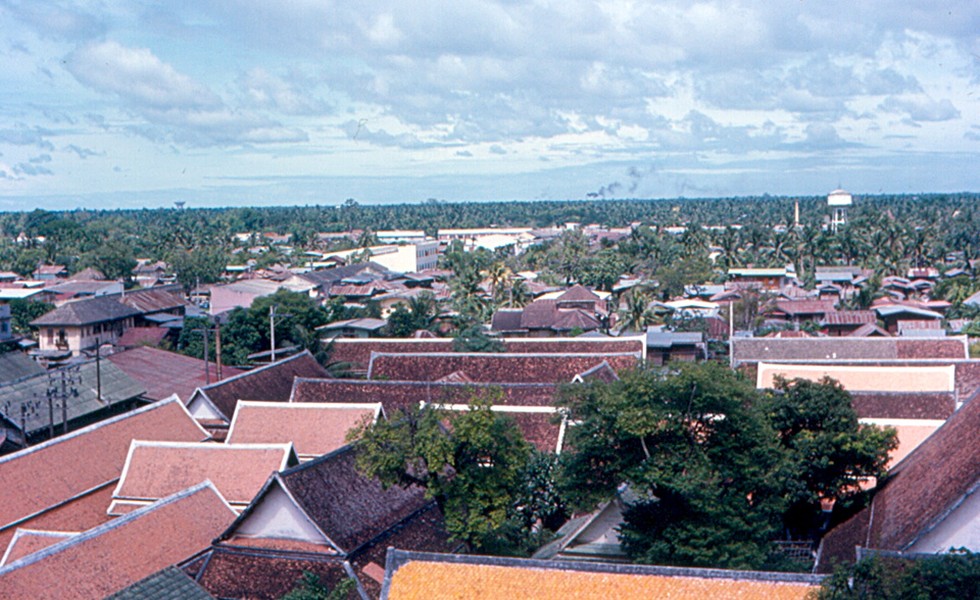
[382,551,822,599]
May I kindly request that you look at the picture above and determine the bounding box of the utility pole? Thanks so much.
[202,324,210,385]
[728,302,735,369]
[215,324,223,381]
[269,305,276,363]
[95,338,102,404]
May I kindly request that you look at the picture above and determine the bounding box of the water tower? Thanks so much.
[827,189,852,233]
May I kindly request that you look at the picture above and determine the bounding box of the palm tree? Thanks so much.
[618,289,657,333]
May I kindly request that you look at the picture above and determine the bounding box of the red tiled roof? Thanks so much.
[367,352,640,384]
[0,399,210,550]
[821,311,877,326]
[817,392,980,571]
[290,379,559,417]
[107,346,244,402]
[0,482,236,600]
[733,337,969,364]
[327,336,646,372]
[110,441,297,513]
[189,351,329,420]
[849,392,956,420]
[226,401,381,459]
[0,529,76,566]
[771,299,838,316]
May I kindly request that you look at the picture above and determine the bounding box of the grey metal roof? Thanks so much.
[0,359,146,435]
[646,330,705,349]
[107,566,214,600]
[0,352,45,385]
[31,296,141,327]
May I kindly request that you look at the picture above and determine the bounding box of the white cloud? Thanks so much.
[880,96,961,122]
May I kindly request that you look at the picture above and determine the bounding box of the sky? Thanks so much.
[1,1,979,210]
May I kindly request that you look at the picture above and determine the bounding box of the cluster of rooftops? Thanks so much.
[0,327,976,598]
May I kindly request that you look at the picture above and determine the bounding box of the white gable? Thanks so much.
[908,484,980,553]
[186,392,225,420]
[232,481,334,549]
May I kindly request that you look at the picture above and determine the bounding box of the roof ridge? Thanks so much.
[0,397,187,465]
[198,349,314,391]
[0,481,225,574]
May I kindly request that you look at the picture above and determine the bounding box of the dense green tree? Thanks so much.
[816,551,980,599]
[10,299,54,335]
[280,571,357,600]
[386,292,439,337]
[168,247,227,291]
[353,397,534,550]
[763,377,897,538]
[558,362,786,569]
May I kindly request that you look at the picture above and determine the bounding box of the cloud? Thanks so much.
[488,144,506,155]
[879,96,961,122]
[0,126,54,150]
[3,1,106,41]
[64,40,309,146]
[64,144,100,159]
[67,41,221,110]
[238,68,330,115]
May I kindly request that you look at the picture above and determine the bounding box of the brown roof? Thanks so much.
[367,352,640,384]
[226,401,382,459]
[327,336,646,372]
[188,351,329,421]
[849,392,956,420]
[0,482,236,600]
[733,337,969,365]
[107,346,244,402]
[220,445,430,555]
[821,311,877,326]
[31,296,140,327]
[118,287,188,314]
[556,284,601,303]
[110,441,298,513]
[0,398,210,549]
[381,550,823,600]
[190,545,355,600]
[518,300,601,330]
[817,392,980,571]
[771,299,838,317]
[114,327,169,348]
[290,379,559,415]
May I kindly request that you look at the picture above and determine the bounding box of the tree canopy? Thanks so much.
[557,363,896,570]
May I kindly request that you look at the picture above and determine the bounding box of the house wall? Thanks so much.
[38,318,133,355]
[908,486,980,553]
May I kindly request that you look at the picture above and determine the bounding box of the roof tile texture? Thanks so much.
[385,561,818,600]
[0,399,209,546]
[227,402,377,458]
[194,351,329,419]
[367,352,639,383]
[0,484,235,600]
[114,442,293,507]
[107,346,244,402]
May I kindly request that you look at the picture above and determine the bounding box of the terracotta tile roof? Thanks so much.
[226,401,382,460]
[733,337,969,364]
[110,441,298,514]
[0,482,236,600]
[817,392,980,572]
[0,529,76,566]
[327,336,647,372]
[380,550,823,600]
[220,445,431,555]
[0,398,210,549]
[367,352,640,384]
[291,379,559,416]
[188,351,329,421]
[489,309,524,332]
[573,361,620,383]
[107,565,214,600]
[556,284,602,303]
[756,363,955,393]
[190,545,356,600]
[107,346,244,402]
